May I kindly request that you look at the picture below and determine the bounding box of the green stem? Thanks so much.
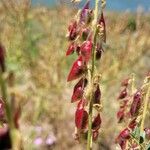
[140,84,150,133]
[87,0,99,150]
[0,73,13,128]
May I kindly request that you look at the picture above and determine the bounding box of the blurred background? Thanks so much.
[0,0,150,149]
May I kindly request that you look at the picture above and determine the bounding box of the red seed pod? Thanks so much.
[0,125,12,149]
[80,0,90,23]
[67,56,86,82]
[96,43,103,60]
[75,108,88,129]
[144,128,150,139]
[66,42,76,56]
[128,118,137,130]
[92,114,101,131]
[80,40,92,63]
[71,78,88,103]
[130,91,142,117]
[93,85,101,104]
[118,128,130,140]
[118,88,127,99]
[117,109,124,123]
[98,12,106,43]
[0,44,5,72]
[77,99,87,109]
[0,99,5,119]
[68,21,78,41]
[117,138,127,150]
[116,128,130,150]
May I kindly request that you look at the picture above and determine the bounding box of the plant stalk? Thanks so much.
[87,0,99,149]
[140,84,150,133]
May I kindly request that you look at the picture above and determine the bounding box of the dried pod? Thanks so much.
[67,56,86,82]
[68,21,78,41]
[128,118,137,130]
[75,108,88,129]
[93,85,101,104]
[80,40,92,63]
[0,44,5,72]
[117,109,124,123]
[130,91,142,117]
[118,88,127,99]
[80,0,90,23]
[96,43,103,60]
[116,128,130,150]
[0,125,12,149]
[66,42,76,56]
[71,78,88,102]
[92,114,101,131]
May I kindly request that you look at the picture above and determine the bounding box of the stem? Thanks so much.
[140,84,150,133]
[87,0,99,149]
[0,73,13,128]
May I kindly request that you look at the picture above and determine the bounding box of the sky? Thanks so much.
[32,0,150,11]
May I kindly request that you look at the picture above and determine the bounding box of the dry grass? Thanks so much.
[0,1,150,149]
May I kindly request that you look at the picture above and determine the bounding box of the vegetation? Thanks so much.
[0,0,149,149]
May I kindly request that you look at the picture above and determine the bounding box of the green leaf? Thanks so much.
[139,132,145,144]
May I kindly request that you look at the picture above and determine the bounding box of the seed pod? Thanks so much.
[116,128,130,150]
[118,88,127,99]
[117,109,124,123]
[80,40,92,63]
[0,44,5,73]
[75,108,88,129]
[67,56,86,82]
[96,43,103,60]
[130,91,142,117]
[128,118,137,130]
[66,42,76,56]
[71,78,87,103]
[0,125,12,149]
[68,21,78,41]
[93,85,101,104]
[92,114,101,131]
